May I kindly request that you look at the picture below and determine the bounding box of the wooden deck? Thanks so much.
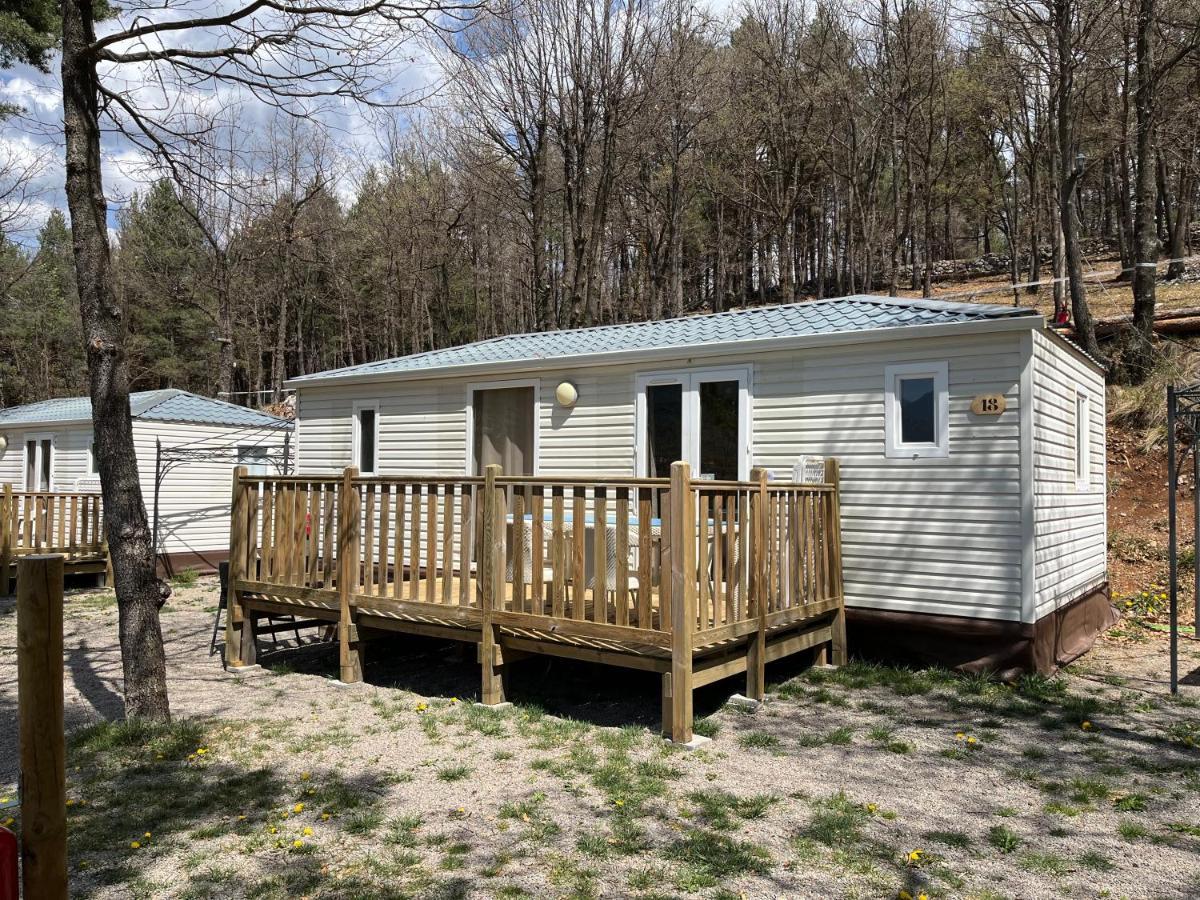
[225,462,846,743]
[0,486,109,593]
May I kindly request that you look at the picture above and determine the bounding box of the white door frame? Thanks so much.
[465,378,542,476]
[22,432,56,491]
[634,365,752,479]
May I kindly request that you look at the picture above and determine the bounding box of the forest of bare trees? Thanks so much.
[3,0,1200,408]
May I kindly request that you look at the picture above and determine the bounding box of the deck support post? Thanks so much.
[746,467,769,701]
[480,464,506,704]
[1,483,12,597]
[825,458,848,666]
[666,461,696,743]
[224,466,251,667]
[338,467,363,683]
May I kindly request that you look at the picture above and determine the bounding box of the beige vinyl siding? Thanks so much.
[0,424,92,490]
[1031,331,1107,618]
[751,332,1025,621]
[133,421,249,556]
[538,370,634,474]
[297,383,466,475]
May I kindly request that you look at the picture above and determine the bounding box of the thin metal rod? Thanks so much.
[1168,385,1178,695]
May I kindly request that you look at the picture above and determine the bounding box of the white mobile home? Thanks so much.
[0,389,291,573]
[286,295,1112,674]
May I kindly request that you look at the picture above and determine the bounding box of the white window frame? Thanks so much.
[634,365,752,480]
[352,401,380,475]
[23,432,56,491]
[1074,389,1090,490]
[884,361,949,460]
[464,378,542,476]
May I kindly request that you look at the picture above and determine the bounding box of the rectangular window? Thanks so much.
[89,441,99,474]
[1075,390,1090,489]
[884,362,949,459]
[472,385,536,476]
[353,403,379,474]
[24,435,53,490]
[635,368,750,480]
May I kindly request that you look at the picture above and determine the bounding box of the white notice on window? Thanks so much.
[794,456,826,484]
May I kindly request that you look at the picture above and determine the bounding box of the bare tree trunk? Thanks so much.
[61,0,171,721]
[1128,0,1158,380]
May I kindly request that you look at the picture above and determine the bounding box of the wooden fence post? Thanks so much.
[17,554,68,900]
[338,467,363,683]
[479,464,505,704]
[825,458,848,666]
[664,461,696,743]
[746,468,769,700]
[225,466,253,666]
[1,484,12,597]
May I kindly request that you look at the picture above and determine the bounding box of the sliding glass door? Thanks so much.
[636,368,749,480]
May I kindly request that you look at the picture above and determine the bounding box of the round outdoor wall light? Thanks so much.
[0,434,8,453]
[555,381,578,409]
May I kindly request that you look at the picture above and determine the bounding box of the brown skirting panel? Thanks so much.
[846,583,1118,678]
[157,549,230,578]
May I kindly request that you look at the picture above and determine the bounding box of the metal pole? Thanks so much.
[1168,385,1178,695]
[152,438,162,566]
[1194,444,1199,640]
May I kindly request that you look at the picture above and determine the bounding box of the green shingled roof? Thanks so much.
[0,389,289,429]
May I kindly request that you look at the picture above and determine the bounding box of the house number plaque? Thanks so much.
[971,394,1007,416]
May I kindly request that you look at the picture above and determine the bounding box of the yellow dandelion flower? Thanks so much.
[450,698,459,705]
[898,891,913,900]
[615,799,624,807]
[196,748,208,756]
[1081,721,1093,731]
[268,826,278,834]
[955,732,965,740]
[416,702,428,712]
[293,803,305,814]
[906,849,924,864]
[66,799,75,807]
[865,803,878,814]
[321,812,331,821]
[966,736,978,746]
[143,831,152,839]
[129,841,141,850]
[237,815,247,821]
[301,772,311,781]
[918,894,929,900]
[292,838,304,848]
[303,826,313,836]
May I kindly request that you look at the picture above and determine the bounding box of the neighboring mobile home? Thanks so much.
[286,295,1112,674]
[0,389,291,573]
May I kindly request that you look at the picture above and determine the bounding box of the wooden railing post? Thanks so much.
[825,458,848,666]
[479,464,505,704]
[225,466,253,667]
[338,467,363,683]
[17,554,68,900]
[664,461,696,744]
[1,484,12,596]
[746,468,769,700]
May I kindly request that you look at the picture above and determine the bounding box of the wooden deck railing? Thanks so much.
[0,485,108,593]
[226,460,845,742]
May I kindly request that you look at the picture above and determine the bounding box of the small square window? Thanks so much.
[885,362,949,459]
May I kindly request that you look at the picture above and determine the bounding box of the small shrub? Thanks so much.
[437,764,472,782]
[171,567,200,588]
[987,824,1021,854]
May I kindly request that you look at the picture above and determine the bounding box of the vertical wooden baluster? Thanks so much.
[615,487,629,627]
[737,489,750,620]
[571,487,586,620]
[512,488,525,613]
[260,484,274,582]
[306,485,321,587]
[425,483,438,603]
[592,487,607,624]
[637,488,652,628]
[711,493,725,626]
[696,491,709,631]
[551,486,566,618]
[531,488,544,614]
[746,468,769,701]
[408,484,421,601]
[442,486,454,603]
[321,482,336,587]
[56,496,65,548]
[378,484,391,594]
[393,485,406,598]
[68,496,79,558]
[458,485,472,606]
[247,481,260,582]
[364,483,377,595]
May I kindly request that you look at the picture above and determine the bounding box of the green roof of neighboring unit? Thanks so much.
[0,389,290,429]
[287,294,1041,387]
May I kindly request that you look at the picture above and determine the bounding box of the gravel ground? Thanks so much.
[1,576,1199,900]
